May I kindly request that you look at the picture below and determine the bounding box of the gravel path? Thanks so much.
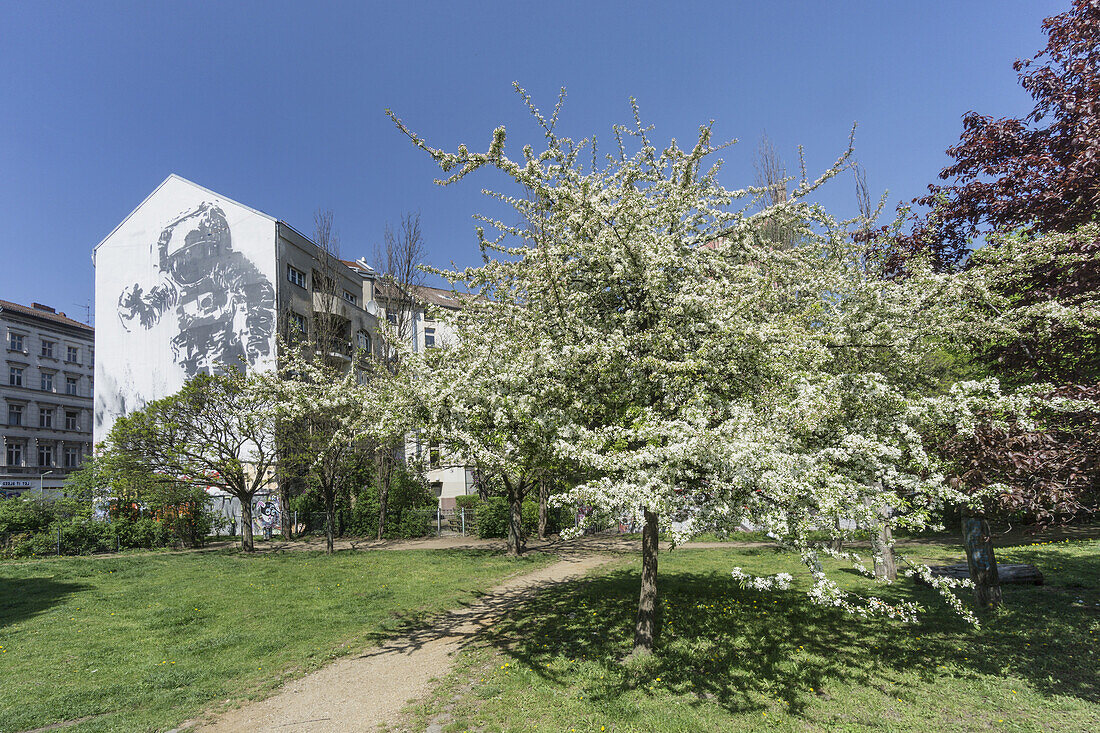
[191,554,616,732]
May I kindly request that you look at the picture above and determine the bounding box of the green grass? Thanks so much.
[0,547,553,732]
[401,540,1100,732]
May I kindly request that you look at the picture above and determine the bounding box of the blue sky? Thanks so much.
[0,1,1063,324]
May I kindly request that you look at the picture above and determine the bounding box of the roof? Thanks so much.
[413,284,468,310]
[374,282,470,311]
[341,259,377,276]
[94,174,277,254]
[0,300,94,332]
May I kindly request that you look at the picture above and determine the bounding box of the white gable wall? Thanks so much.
[93,176,278,443]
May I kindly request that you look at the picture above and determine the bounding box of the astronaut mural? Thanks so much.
[94,176,278,442]
[116,202,274,375]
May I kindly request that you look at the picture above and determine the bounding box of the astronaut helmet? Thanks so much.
[157,202,233,286]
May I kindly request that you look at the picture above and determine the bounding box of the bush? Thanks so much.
[115,517,161,549]
[297,463,438,540]
[475,497,509,538]
[395,510,435,539]
[0,492,213,558]
[454,494,481,511]
[60,519,113,555]
[473,497,572,539]
[0,498,55,536]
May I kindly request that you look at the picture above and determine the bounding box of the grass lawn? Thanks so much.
[401,539,1100,732]
[0,548,554,732]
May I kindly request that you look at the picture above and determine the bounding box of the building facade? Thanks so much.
[93,174,477,507]
[1,300,94,495]
[93,174,381,444]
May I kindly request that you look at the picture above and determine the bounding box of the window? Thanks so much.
[6,442,23,467]
[65,411,79,430]
[287,264,306,288]
[66,377,78,396]
[429,440,441,468]
[343,290,358,306]
[64,446,81,468]
[8,332,24,352]
[424,327,436,348]
[66,346,79,363]
[357,331,372,353]
[37,444,53,467]
[387,312,398,325]
[39,408,53,429]
[9,366,22,387]
[41,340,54,358]
[8,404,22,426]
[40,372,53,392]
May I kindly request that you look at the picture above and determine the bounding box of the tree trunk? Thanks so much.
[633,507,659,655]
[240,497,255,552]
[278,479,294,540]
[864,491,896,581]
[830,517,843,553]
[872,521,897,581]
[962,511,1002,609]
[377,447,392,541]
[325,505,335,554]
[503,475,525,557]
[538,478,549,539]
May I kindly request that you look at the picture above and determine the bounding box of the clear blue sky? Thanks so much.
[0,0,1063,324]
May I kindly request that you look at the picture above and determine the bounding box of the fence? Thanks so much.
[295,507,478,539]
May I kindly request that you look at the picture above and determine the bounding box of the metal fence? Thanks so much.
[294,507,478,539]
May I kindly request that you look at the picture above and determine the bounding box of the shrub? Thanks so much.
[475,497,509,538]
[60,519,113,555]
[395,510,435,539]
[474,498,572,538]
[0,498,55,536]
[454,494,481,510]
[0,491,214,558]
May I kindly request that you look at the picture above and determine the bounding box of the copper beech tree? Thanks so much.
[896,0,1100,271]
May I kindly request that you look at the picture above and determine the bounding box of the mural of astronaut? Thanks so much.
[116,202,274,377]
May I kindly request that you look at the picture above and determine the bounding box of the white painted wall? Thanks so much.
[93,175,278,442]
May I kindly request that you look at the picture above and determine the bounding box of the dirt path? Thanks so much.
[190,554,617,732]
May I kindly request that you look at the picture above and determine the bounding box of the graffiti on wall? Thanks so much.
[115,202,274,376]
[255,497,281,531]
[94,178,278,441]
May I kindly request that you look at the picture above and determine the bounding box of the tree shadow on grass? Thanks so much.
[477,560,1099,720]
[0,576,89,629]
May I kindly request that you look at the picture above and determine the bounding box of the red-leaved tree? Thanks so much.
[892,0,1100,272]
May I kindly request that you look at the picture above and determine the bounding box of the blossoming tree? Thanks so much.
[391,87,989,652]
[420,292,566,556]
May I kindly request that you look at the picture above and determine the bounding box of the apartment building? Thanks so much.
[93,174,477,507]
[93,174,381,443]
[1,300,94,495]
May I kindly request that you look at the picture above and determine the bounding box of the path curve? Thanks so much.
[192,554,616,732]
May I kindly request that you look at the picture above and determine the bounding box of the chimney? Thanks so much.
[32,303,56,313]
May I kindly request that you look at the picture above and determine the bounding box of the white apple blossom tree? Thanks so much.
[420,292,566,556]
[257,338,423,552]
[390,86,994,653]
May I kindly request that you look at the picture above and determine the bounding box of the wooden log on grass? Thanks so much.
[920,563,1043,585]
